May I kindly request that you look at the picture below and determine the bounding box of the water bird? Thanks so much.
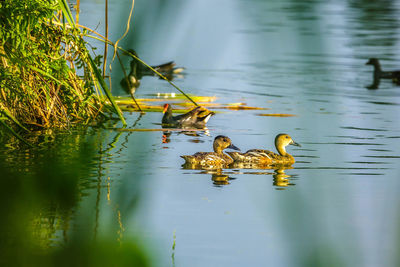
[227,133,300,165]
[162,103,214,128]
[120,59,142,95]
[366,58,400,87]
[121,49,184,95]
[181,135,240,168]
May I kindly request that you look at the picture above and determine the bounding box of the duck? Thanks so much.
[120,59,143,95]
[121,49,185,94]
[181,135,240,168]
[366,58,400,83]
[162,103,214,128]
[227,133,300,165]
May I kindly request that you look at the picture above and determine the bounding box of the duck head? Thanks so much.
[163,103,172,114]
[161,103,174,125]
[213,135,240,154]
[366,58,380,67]
[275,133,301,156]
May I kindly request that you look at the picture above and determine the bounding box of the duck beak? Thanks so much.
[290,140,301,147]
[228,143,240,151]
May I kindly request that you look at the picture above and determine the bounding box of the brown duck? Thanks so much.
[181,135,240,168]
[227,133,300,165]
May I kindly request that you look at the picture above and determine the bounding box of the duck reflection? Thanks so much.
[365,58,400,89]
[120,49,184,95]
[181,168,236,187]
[161,129,209,144]
[211,171,232,186]
[229,162,296,189]
[272,167,295,189]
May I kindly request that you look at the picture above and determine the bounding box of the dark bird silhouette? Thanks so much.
[120,49,184,95]
[366,58,400,89]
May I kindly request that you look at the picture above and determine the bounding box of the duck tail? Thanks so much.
[173,67,185,74]
[195,107,215,123]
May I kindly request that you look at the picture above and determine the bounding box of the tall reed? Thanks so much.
[0,0,126,135]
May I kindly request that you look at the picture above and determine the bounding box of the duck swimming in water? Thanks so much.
[227,133,300,165]
[120,59,143,95]
[366,58,400,86]
[121,49,184,95]
[181,135,240,168]
[162,103,214,128]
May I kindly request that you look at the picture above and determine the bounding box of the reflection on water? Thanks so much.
[273,168,292,188]
[182,163,296,189]
[0,129,150,266]
[161,128,210,144]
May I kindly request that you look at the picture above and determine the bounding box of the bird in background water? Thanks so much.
[365,58,400,89]
[121,49,184,95]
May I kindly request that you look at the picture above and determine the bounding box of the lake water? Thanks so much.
[2,0,400,266]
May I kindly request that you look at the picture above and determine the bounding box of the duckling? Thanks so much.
[181,135,240,168]
[366,58,400,84]
[162,103,214,128]
[227,133,300,165]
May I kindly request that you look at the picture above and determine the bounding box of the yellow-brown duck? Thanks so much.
[162,103,214,128]
[227,133,300,165]
[181,135,240,168]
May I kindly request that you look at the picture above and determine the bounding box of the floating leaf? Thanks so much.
[256,113,296,117]
[115,128,208,132]
[110,94,268,113]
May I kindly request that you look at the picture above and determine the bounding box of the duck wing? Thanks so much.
[172,107,202,126]
[227,149,276,163]
[181,152,227,166]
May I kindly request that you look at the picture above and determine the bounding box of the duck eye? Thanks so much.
[286,136,289,138]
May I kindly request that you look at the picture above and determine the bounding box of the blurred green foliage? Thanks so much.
[0,130,149,266]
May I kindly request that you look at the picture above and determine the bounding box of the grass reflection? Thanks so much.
[0,130,149,266]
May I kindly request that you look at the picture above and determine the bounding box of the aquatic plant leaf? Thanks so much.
[57,0,76,27]
[256,113,296,117]
[0,104,28,131]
